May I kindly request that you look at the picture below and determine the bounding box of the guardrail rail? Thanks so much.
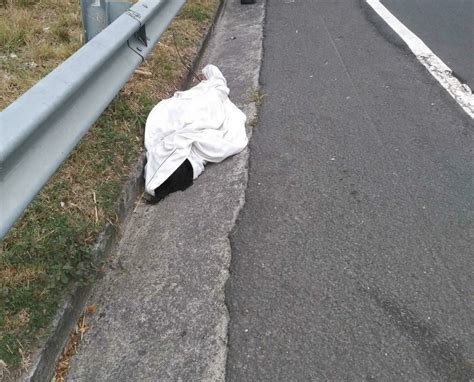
[0,0,187,239]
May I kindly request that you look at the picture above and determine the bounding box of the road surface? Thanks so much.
[226,0,474,380]
[382,0,474,88]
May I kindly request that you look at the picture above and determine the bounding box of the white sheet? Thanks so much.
[144,65,248,196]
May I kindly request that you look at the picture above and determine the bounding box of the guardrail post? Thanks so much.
[81,0,133,43]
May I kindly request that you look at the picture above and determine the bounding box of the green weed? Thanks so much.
[249,88,265,106]
[181,3,213,22]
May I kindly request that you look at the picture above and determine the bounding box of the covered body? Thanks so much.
[144,65,248,196]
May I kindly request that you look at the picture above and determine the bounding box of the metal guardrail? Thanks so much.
[0,0,187,239]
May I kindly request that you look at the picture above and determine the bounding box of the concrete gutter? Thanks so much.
[65,0,265,380]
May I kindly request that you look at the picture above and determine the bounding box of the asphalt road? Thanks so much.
[226,0,474,380]
[381,0,474,88]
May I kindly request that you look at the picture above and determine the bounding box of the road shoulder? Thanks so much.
[66,1,265,380]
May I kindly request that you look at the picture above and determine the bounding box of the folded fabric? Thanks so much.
[144,64,248,196]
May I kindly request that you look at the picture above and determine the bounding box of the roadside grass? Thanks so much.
[0,0,82,109]
[0,0,219,376]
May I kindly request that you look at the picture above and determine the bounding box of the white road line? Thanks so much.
[366,0,474,118]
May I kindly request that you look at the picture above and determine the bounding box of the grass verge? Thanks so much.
[0,0,219,376]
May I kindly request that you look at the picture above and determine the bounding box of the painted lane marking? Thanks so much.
[367,0,474,118]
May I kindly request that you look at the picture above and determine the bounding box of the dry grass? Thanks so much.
[53,304,97,382]
[0,266,44,288]
[0,0,82,109]
[0,0,219,375]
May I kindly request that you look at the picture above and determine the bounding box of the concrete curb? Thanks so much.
[21,3,225,381]
[63,0,265,379]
